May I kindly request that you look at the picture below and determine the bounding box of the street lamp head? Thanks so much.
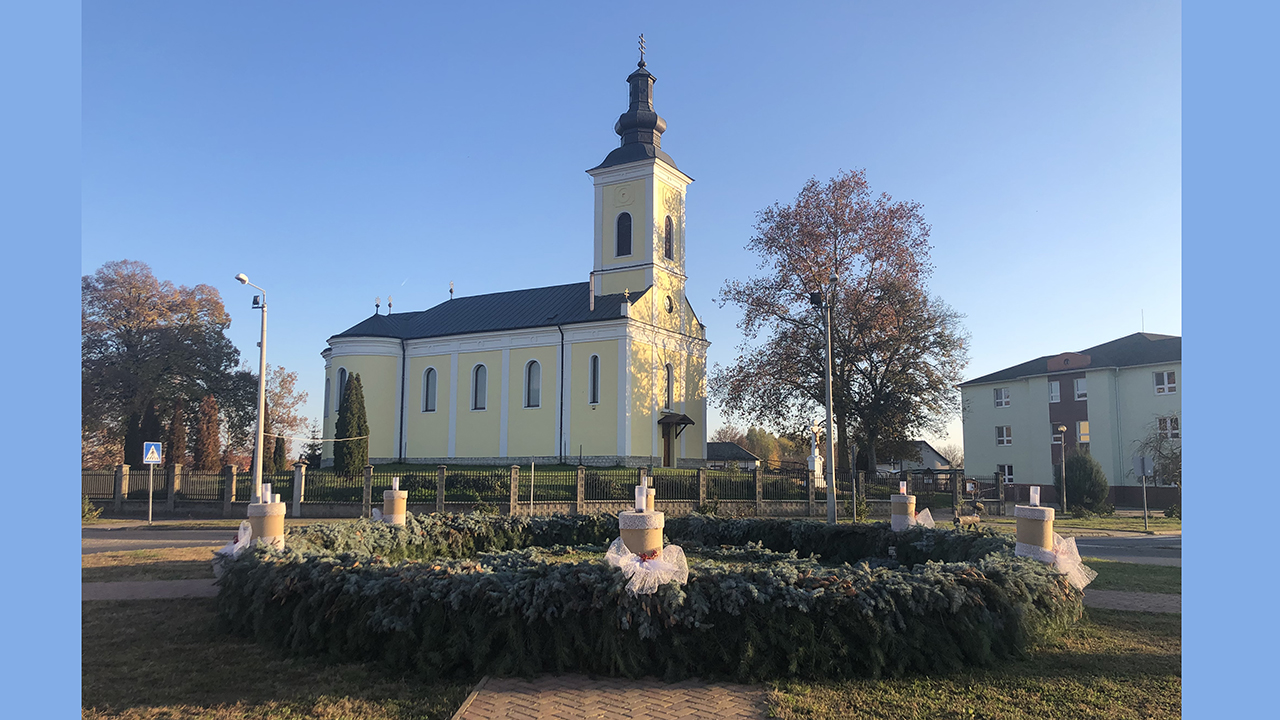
[808,291,823,309]
[1055,424,1067,433]
[235,273,249,285]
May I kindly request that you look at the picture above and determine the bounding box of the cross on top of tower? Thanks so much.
[638,33,646,67]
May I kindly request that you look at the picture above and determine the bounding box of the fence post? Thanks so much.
[952,469,961,516]
[362,465,374,518]
[807,468,816,518]
[754,465,764,516]
[576,466,586,515]
[166,463,181,512]
[114,464,129,512]
[697,467,707,508]
[509,465,520,515]
[436,465,447,514]
[292,461,306,518]
[222,464,237,516]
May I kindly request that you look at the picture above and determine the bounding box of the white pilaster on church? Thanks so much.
[561,344,570,459]
[618,337,630,457]
[393,349,405,459]
[447,352,458,458]
[499,348,510,457]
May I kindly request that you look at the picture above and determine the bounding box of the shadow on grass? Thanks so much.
[83,598,473,720]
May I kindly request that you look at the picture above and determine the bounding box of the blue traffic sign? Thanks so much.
[143,442,162,465]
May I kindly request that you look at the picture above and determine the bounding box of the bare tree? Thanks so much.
[936,442,964,469]
[1134,414,1181,489]
[711,169,969,477]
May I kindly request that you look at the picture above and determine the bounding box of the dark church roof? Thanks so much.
[959,333,1181,387]
[706,442,760,462]
[590,61,681,172]
[330,282,634,342]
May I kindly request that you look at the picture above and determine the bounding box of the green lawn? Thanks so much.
[767,608,1181,719]
[1082,558,1181,594]
[83,598,473,720]
[981,515,1181,534]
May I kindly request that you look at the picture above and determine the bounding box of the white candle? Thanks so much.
[273,493,281,504]
[1029,486,1041,506]
[392,477,400,491]
[635,486,646,512]
[262,483,272,500]
[899,481,907,495]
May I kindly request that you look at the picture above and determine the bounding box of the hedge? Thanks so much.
[215,514,1083,682]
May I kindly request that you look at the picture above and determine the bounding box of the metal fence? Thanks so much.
[761,464,809,501]
[82,470,115,500]
[447,467,512,503]
[584,468,637,502]
[706,469,754,501]
[179,472,224,501]
[649,468,699,502]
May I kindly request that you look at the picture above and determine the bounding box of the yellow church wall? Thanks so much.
[568,340,619,457]
[629,340,655,460]
[506,346,560,458]
[681,352,708,460]
[454,350,503,458]
[405,354,451,459]
[602,179,648,268]
[652,179,686,275]
[325,355,399,460]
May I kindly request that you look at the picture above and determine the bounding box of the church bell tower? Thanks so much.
[587,48,693,303]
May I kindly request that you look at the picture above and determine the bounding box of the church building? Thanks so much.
[320,56,710,468]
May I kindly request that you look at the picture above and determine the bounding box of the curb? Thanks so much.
[450,675,490,720]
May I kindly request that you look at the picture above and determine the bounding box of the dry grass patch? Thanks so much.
[767,608,1180,719]
[83,546,222,582]
[981,516,1180,534]
[83,598,472,720]
[1082,558,1180,594]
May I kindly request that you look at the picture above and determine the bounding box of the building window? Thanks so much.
[324,378,331,417]
[1158,416,1180,439]
[996,426,1012,446]
[1074,377,1087,401]
[993,387,1010,408]
[1154,371,1177,395]
[336,368,348,413]
[524,360,541,408]
[589,354,600,404]
[1049,380,1060,403]
[998,464,1014,483]
[664,364,674,409]
[422,368,437,412]
[664,215,674,260]
[1077,420,1090,443]
[472,365,487,411]
[616,212,632,257]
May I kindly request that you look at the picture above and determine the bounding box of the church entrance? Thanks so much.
[662,425,674,468]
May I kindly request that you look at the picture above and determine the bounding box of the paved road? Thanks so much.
[1074,535,1181,566]
[82,526,237,555]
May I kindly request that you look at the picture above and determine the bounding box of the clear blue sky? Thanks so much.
[82,2,1181,450]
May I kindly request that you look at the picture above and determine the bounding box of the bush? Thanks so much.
[1164,504,1181,519]
[217,516,1080,682]
[82,495,103,522]
[1055,451,1110,514]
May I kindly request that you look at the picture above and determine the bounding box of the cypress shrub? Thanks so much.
[334,374,369,477]
[165,400,187,468]
[193,395,221,473]
[1055,450,1111,514]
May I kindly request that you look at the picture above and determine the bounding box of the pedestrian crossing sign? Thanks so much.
[143,442,162,465]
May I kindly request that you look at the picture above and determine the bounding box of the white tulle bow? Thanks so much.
[212,520,253,578]
[605,537,689,595]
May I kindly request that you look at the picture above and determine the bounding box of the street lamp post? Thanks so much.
[811,274,841,525]
[236,273,268,504]
[1055,423,1068,516]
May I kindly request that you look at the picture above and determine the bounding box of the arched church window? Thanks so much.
[664,216,674,260]
[524,360,541,408]
[422,367,437,412]
[336,368,348,413]
[664,364,674,409]
[472,365,487,411]
[324,378,331,418]
[616,213,632,257]
[589,355,600,404]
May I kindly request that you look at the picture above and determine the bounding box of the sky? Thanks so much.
[81,1,1181,453]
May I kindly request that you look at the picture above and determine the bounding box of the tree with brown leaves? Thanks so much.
[711,169,969,482]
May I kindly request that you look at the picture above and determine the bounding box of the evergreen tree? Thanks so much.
[273,436,287,474]
[1054,450,1111,515]
[164,399,187,467]
[123,410,143,466]
[334,373,369,477]
[136,403,163,464]
[193,395,221,472]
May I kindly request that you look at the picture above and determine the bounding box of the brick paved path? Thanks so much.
[1084,589,1180,613]
[454,675,768,720]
